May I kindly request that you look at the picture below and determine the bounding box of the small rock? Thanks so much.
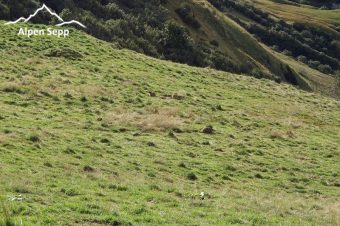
[83,165,95,172]
[202,141,211,145]
[214,148,224,152]
[44,162,53,168]
[149,92,156,97]
[187,172,198,181]
[172,128,183,133]
[168,131,177,138]
[202,126,214,134]
[147,141,156,147]
[229,134,236,139]
[216,105,223,111]
[100,138,110,144]
[172,93,185,100]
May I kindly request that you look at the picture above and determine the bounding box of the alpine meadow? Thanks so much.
[0,0,339,225]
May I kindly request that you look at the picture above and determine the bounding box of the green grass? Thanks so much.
[254,0,340,32]
[0,22,339,225]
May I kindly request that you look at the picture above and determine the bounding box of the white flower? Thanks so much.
[200,192,205,199]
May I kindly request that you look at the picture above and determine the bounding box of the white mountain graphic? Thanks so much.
[5,4,86,28]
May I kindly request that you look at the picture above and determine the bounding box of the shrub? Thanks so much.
[45,48,83,59]
[44,162,53,168]
[187,172,198,180]
[80,96,88,102]
[29,134,40,143]
[210,40,219,47]
[83,165,95,172]
[108,184,128,191]
[178,162,187,168]
[100,138,110,144]
[317,64,333,74]
[250,68,264,79]
[175,4,201,29]
[297,55,307,64]
[282,49,292,56]
[61,188,79,196]
[308,60,321,69]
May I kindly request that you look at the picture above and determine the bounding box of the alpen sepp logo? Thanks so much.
[5,4,86,38]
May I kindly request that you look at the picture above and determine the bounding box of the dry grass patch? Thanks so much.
[0,134,12,143]
[25,58,42,65]
[324,202,340,223]
[77,84,108,97]
[283,117,305,129]
[104,107,183,131]
[270,130,296,139]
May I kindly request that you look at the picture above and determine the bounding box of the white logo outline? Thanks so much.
[5,4,86,28]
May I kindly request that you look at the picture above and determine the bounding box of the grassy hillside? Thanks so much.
[167,0,296,82]
[268,47,338,97]
[2,0,339,98]
[253,0,340,33]
[206,0,339,97]
[0,22,339,225]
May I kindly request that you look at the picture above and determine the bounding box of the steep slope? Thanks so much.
[206,0,339,97]
[2,0,338,97]
[268,47,339,97]
[0,22,339,225]
[166,0,301,84]
[253,0,340,33]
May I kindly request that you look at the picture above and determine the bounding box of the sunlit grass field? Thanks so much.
[0,22,339,225]
[253,0,340,33]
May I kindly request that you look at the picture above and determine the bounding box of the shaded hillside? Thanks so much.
[205,0,339,97]
[167,0,299,83]
[209,0,339,73]
[0,0,251,75]
[283,0,340,8]
[0,0,324,91]
[0,22,340,225]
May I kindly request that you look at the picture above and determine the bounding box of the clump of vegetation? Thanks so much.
[60,188,80,197]
[175,3,201,29]
[45,48,83,59]
[28,134,40,143]
[83,165,95,172]
[187,172,198,180]
[202,125,215,134]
